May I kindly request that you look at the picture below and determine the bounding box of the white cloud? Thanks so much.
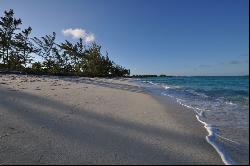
[62,28,86,38]
[85,33,95,43]
[62,28,95,43]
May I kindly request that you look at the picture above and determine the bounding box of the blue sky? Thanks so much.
[0,0,249,76]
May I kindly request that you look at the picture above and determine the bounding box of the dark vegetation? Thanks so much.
[130,74,172,78]
[0,9,130,77]
[131,75,158,78]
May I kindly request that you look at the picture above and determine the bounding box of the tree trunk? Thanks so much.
[6,46,9,69]
[2,45,5,65]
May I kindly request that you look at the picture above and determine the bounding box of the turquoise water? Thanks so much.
[136,76,249,165]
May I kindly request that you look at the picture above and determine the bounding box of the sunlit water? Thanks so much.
[135,76,249,165]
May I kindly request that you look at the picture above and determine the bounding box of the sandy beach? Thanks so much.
[0,74,224,165]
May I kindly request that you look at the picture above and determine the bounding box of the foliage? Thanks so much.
[0,9,130,77]
[0,9,22,67]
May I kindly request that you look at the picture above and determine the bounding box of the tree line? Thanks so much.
[0,9,130,77]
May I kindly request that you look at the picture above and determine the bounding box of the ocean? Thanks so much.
[135,76,249,165]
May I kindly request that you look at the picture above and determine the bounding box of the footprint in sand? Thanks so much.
[9,89,19,91]
[35,87,41,90]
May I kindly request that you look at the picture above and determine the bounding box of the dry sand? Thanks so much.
[0,74,224,164]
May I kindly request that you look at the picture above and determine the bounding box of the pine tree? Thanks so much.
[32,32,56,71]
[60,38,86,74]
[0,9,22,68]
[0,9,130,76]
[14,27,35,67]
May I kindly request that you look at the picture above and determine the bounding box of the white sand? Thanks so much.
[0,74,223,164]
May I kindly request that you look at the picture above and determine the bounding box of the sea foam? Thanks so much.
[137,76,249,164]
[196,115,235,165]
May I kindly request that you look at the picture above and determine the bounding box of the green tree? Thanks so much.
[0,9,130,77]
[14,27,35,67]
[32,32,57,72]
[0,9,22,68]
[32,61,42,70]
[84,43,102,77]
[60,38,85,74]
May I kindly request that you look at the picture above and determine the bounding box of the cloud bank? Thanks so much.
[62,28,95,43]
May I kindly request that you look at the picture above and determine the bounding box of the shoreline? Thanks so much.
[151,93,232,165]
[147,89,233,165]
[134,77,249,165]
[146,91,226,165]
[0,74,223,164]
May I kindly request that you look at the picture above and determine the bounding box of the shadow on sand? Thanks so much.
[0,85,222,164]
